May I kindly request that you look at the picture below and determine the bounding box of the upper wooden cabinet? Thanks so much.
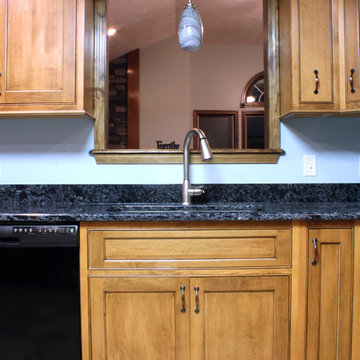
[344,0,360,108]
[279,0,360,117]
[0,0,93,117]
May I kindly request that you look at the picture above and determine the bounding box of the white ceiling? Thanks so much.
[108,0,263,60]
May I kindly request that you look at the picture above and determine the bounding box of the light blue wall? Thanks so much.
[0,116,359,184]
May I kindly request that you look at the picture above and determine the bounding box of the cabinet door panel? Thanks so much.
[190,276,290,360]
[89,277,190,360]
[344,0,360,105]
[0,0,76,104]
[299,0,333,103]
[307,228,353,360]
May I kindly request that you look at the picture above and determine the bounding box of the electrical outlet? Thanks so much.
[303,154,316,176]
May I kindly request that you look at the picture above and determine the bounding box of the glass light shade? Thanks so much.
[178,3,203,51]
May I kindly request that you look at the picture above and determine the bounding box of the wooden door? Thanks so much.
[298,0,335,105]
[307,228,353,360]
[89,277,190,360]
[0,0,76,104]
[344,0,360,108]
[190,276,290,360]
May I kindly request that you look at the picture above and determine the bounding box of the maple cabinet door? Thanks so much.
[89,277,190,360]
[344,0,360,107]
[307,228,353,360]
[190,276,290,360]
[298,0,334,105]
[0,0,76,104]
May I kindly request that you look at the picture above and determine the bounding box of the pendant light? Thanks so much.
[178,0,203,51]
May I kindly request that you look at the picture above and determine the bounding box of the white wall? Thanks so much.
[140,36,191,149]
[0,116,359,184]
[140,37,263,148]
[190,44,263,111]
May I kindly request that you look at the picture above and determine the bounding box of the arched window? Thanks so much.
[240,71,264,108]
[240,72,265,148]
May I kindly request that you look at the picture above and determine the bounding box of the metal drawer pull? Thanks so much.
[194,286,200,313]
[312,238,318,266]
[180,285,186,313]
[314,70,319,94]
[350,69,355,93]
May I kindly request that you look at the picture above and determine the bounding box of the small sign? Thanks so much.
[156,141,180,149]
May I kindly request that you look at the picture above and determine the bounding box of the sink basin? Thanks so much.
[105,203,261,213]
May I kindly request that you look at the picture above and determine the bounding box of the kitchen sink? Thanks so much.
[104,203,262,213]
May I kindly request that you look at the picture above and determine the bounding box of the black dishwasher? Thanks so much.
[0,224,81,360]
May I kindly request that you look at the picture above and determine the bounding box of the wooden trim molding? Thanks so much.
[91,149,285,164]
[91,0,282,163]
[126,49,140,149]
[93,0,107,149]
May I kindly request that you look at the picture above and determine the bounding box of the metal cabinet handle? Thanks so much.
[314,70,319,94]
[194,286,200,313]
[312,238,318,266]
[0,72,2,96]
[180,285,186,313]
[350,69,356,93]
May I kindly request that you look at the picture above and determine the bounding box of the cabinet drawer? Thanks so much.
[87,227,292,269]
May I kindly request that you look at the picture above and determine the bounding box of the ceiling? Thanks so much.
[108,0,263,60]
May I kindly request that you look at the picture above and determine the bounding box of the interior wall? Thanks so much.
[139,36,263,148]
[140,36,191,149]
[0,116,359,184]
[190,44,263,111]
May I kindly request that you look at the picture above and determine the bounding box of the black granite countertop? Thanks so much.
[0,201,360,223]
[0,184,360,223]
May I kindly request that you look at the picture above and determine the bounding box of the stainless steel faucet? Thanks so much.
[182,128,213,205]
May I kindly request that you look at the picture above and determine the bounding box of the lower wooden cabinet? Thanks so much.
[190,276,289,360]
[307,227,353,360]
[88,276,289,360]
[89,277,189,359]
[80,221,359,360]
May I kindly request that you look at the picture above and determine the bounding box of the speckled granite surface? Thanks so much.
[0,184,360,222]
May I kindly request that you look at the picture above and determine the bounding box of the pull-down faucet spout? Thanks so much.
[182,128,213,205]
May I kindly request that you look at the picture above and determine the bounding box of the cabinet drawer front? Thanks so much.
[88,228,292,269]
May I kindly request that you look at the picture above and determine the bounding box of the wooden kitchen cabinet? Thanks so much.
[89,277,190,360]
[307,227,353,360]
[88,275,289,360]
[80,221,292,360]
[279,0,360,117]
[344,0,360,109]
[80,221,359,360]
[190,276,289,360]
[0,0,93,117]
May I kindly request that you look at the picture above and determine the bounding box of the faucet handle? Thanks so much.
[189,185,205,197]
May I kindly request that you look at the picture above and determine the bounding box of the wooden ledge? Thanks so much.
[91,149,285,164]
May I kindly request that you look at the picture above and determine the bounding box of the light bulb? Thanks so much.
[107,28,117,36]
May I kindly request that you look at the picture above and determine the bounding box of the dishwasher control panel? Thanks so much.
[0,225,78,247]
